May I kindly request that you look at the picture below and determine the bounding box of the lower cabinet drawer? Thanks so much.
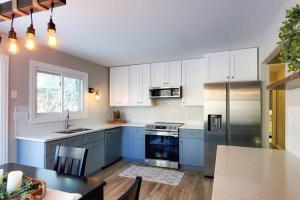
[179,129,204,139]
[86,131,105,143]
[45,139,68,155]
[68,135,86,147]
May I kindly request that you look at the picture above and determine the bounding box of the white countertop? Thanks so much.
[180,123,204,130]
[213,145,300,200]
[15,124,121,143]
[15,122,203,143]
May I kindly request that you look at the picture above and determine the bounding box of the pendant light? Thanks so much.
[8,14,18,55]
[25,8,36,50]
[47,2,57,48]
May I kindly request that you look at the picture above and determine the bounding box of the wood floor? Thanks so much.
[90,160,213,200]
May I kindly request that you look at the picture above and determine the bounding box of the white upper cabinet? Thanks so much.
[206,51,230,83]
[129,64,151,106]
[150,62,166,87]
[206,48,258,82]
[182,58,208,106]
[129,65,141,106]
[151,61,182,87]
[229,48,258,81]
[166,61,182,86]
[110,66,129,106]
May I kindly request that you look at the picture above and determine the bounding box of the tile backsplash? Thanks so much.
[117,99,203,124]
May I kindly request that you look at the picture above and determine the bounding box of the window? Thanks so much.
[30,60,88,123]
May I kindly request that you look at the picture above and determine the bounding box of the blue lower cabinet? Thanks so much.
[17,130,106,174]
[17,140,46,168]
[105,128,122,166]
[132,131,145,161]
[122,128,132,158]
[122,127,145,161]
[82,139,105,176]
[179,129,204,170]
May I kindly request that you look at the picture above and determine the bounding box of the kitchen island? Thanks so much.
[213,145,300,200]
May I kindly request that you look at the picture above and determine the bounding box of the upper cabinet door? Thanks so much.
[151,61,182,87]
[110,67,121,106]
[110,66,129,106]
[206,51,230,83]
[182,58,208,106]
[120,66,130,106]
[230,48,258,82]
[129,64,151,106]
[166,61,182,86]
[141,64,152,106]
[151,62,167,87]
[129,65,142,106]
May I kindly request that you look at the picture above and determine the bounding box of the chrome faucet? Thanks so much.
[65,109,72,130]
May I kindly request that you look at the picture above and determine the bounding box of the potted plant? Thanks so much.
[278,4,300,73]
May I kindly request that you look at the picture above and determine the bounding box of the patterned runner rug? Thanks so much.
[119,165,184,186]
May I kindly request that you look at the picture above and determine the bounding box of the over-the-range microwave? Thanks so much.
[149,86,182,99]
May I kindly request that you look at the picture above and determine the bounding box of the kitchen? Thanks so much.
[0,0,300,200]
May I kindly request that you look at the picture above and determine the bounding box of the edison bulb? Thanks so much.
[25,32,36,51]
[8,38,18,55]
[47,29,57,48]
[95,91,100,101]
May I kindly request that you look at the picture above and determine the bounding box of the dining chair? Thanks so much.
[117,176,143,200]
[53,145,88,177]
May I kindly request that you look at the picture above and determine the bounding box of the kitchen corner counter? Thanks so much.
[213,145,300,200]
[15,122,147,143]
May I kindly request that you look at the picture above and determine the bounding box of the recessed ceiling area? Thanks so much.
[0,0,285,66]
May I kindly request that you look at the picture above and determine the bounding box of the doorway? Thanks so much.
[0,55,9,164]
[269,63,285,149]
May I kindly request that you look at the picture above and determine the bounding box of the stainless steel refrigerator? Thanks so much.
[204,81,262,177]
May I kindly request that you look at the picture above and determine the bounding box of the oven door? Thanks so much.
[145,131,179,162]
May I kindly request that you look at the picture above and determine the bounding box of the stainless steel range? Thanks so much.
[145,122,184,169]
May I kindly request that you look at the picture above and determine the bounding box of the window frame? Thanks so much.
[30,60,88,124]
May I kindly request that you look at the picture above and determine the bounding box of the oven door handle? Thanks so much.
[145,131,178,137]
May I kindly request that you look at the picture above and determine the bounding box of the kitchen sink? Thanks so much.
[56,128,93,134]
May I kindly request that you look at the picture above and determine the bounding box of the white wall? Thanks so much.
[259,0,300,157]
[118,99,203,124]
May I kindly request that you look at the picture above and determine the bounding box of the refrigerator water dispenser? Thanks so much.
[208,115,222,132]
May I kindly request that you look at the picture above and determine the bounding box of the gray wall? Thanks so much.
[0,35,109,162]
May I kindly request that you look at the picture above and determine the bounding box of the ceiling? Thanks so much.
[0,0,285,66]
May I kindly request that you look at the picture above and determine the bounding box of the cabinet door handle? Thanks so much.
[231,76,234,79]
[226,76,230,79]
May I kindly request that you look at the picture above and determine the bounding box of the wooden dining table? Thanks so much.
[0,163,106,200]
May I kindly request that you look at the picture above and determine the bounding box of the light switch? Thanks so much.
[11,90,17,99]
